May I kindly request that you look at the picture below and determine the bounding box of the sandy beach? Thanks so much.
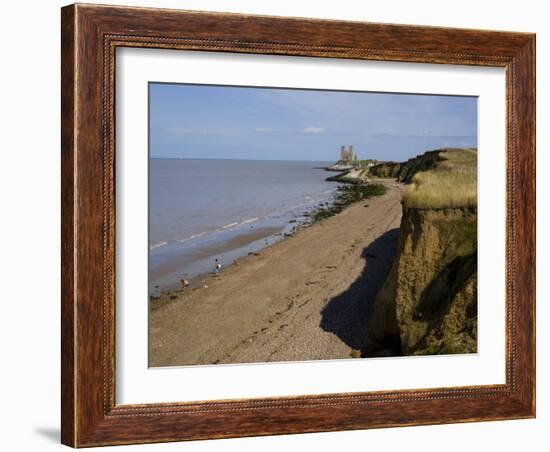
[150,179,404,366]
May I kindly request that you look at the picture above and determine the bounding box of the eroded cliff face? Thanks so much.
[367,150,445,182]
[366,206,477,356]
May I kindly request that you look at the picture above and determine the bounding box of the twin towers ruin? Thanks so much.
[339,145,357,162]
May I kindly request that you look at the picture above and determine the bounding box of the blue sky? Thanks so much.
[149,83,477,162]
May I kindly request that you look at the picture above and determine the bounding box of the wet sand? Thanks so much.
[149,180,404,366]
[150,226,283,289]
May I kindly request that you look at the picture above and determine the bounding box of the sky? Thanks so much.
[149,83,477,162]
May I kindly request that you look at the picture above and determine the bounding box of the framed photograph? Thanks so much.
[61,3,535,447]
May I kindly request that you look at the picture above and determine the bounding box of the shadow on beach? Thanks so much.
[319,227,400,352]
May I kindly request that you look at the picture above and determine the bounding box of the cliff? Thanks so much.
[366,148,476,183]
[325,159,382,184]
[366,148,477,356]
[326,168,369,184]
[326,163,354,172]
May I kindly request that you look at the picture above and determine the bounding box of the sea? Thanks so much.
[149,158,340,294]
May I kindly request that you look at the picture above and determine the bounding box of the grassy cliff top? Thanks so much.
[402,148,477,209]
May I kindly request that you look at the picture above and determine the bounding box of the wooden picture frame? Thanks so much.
[61,3,535,447]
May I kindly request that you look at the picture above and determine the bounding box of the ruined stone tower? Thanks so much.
[339,145,356,162]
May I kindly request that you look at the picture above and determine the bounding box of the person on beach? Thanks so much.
[214,259,222,274]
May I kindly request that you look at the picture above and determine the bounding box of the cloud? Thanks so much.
[167,126,240,136]
[255,127,272,132]
[302,126,325,134]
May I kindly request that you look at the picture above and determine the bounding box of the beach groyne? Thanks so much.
[366,149,478,356]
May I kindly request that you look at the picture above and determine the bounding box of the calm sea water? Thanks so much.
[149,159,339,293]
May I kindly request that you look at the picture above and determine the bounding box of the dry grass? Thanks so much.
[402,149,477,209]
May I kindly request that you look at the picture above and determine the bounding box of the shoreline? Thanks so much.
[149,159,339,294]
[150,179,404,367]
[150,225,284,294]
[150,181,386,295]
[149,195,335,294]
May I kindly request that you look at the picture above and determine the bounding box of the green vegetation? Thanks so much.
[433,215,477,257]
[367,207,478,357]
[332,148,477,209]
[402,149,477,209]
[311,184,387,222]
[366,161,403,179]
[354,159,381,168]
[336,159,382,167]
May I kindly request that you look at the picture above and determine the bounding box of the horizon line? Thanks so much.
[150,157,336,162]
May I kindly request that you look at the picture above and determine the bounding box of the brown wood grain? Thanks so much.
[60,5,76,447]
[61,3,536,447]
